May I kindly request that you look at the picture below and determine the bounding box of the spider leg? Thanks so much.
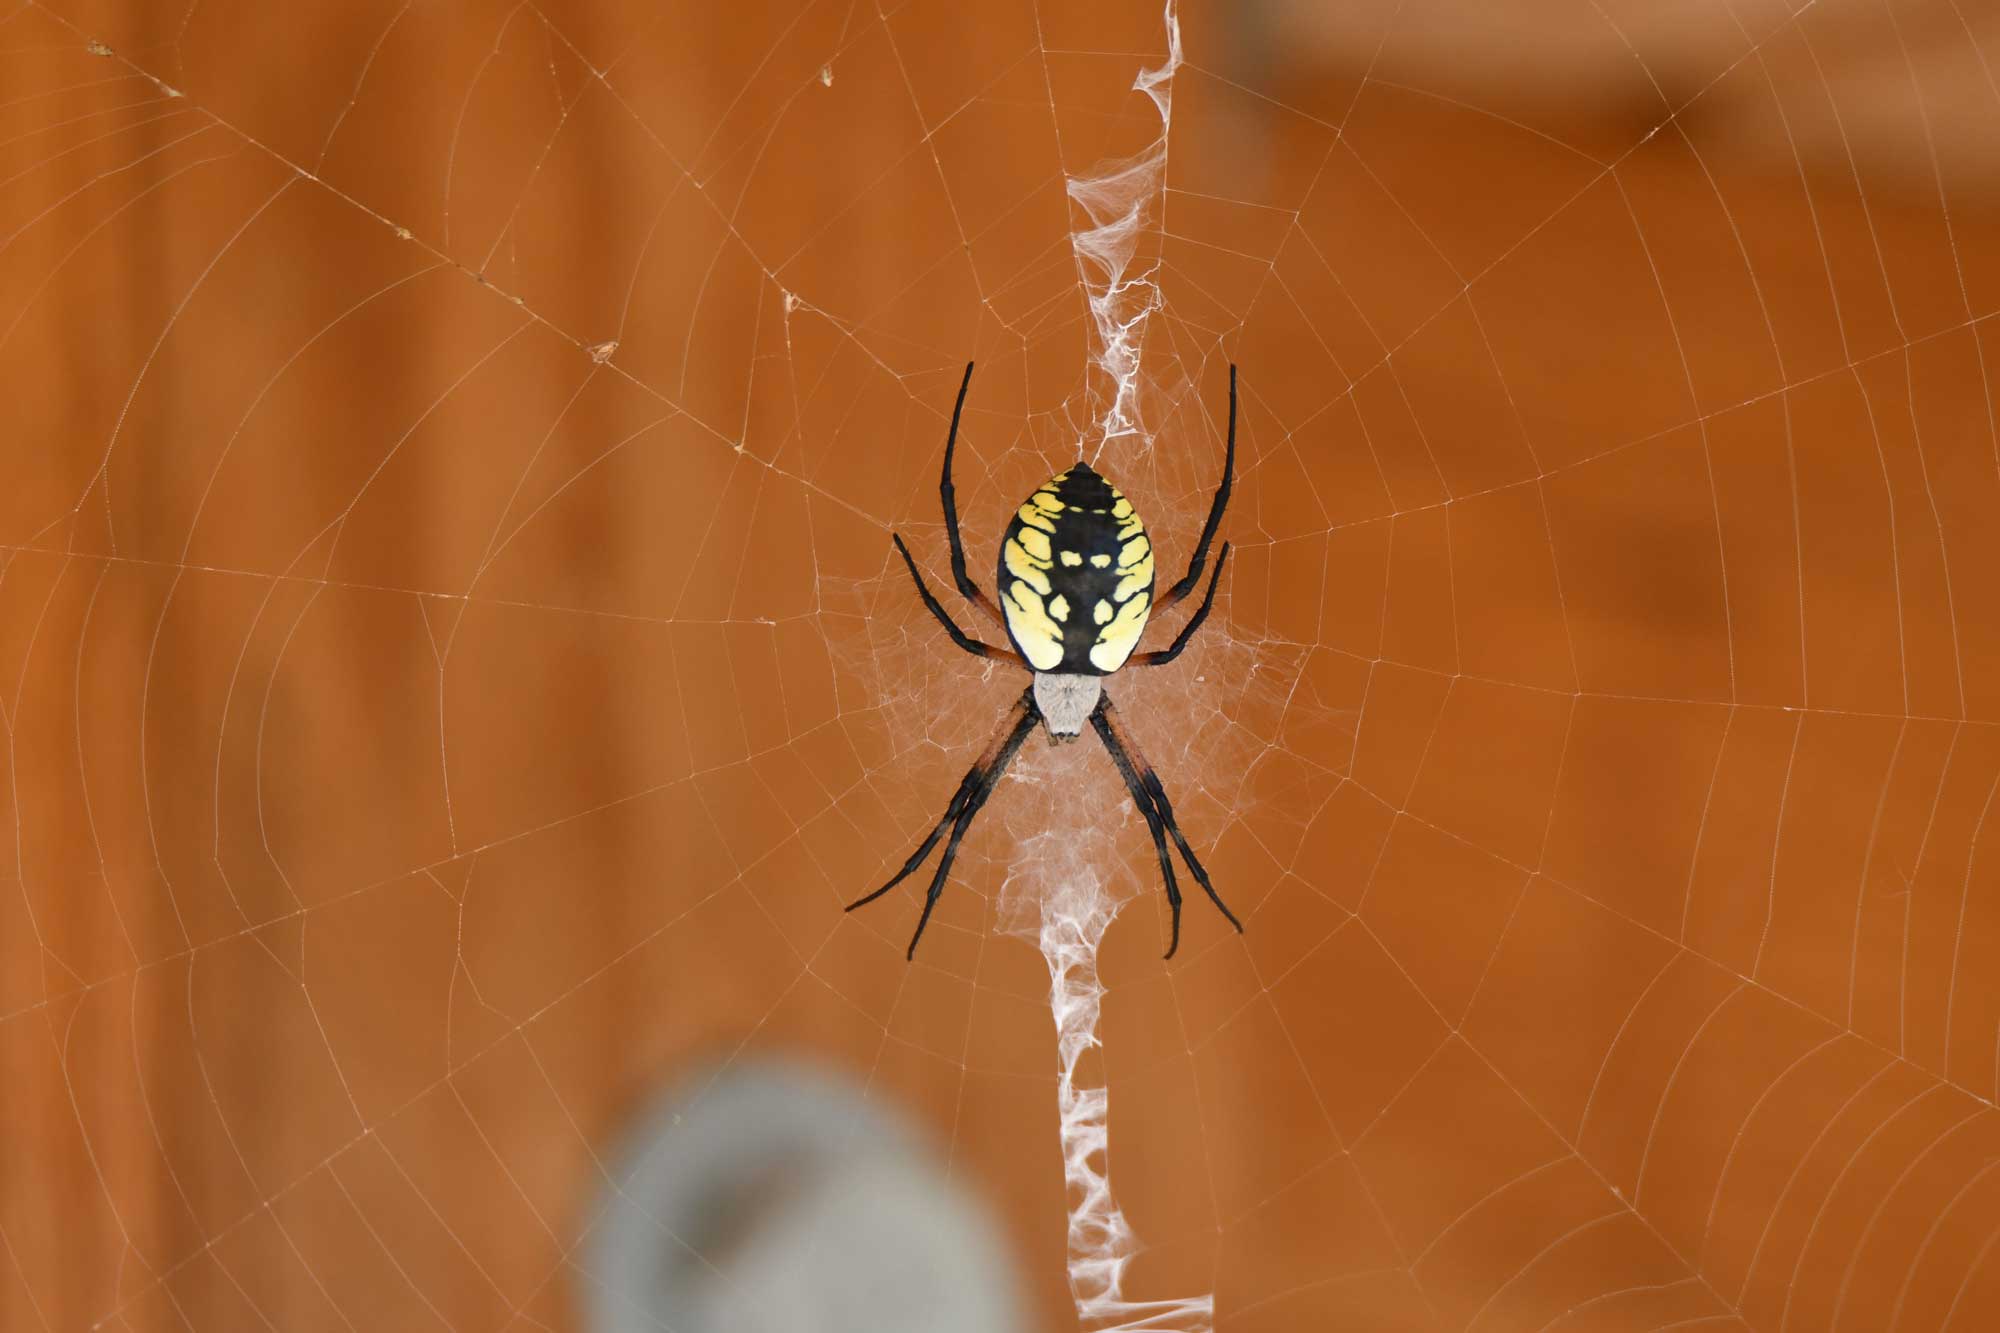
[1155,363,1235,614]
[1091,694,1243,958]
[847,687,1040,959]
[893,533,1023,665]
[1088,700,1185,957]
[1134,542,1228,668]
[939,361,1010,635]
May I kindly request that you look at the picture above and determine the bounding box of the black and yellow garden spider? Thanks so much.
[848,362,1243,960]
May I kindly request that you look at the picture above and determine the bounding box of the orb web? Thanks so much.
[6,1,2000,1331]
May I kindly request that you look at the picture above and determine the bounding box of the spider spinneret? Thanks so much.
[849,361,1242,961]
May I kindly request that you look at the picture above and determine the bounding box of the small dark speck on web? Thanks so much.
[589,341,618,363]
[86,40,112,57]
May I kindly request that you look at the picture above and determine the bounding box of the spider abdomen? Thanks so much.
[997,462,1153,675]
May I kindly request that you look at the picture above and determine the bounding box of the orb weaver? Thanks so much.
[847,362,1244,960]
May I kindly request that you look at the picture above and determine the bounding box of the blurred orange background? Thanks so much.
[9,0,2000,1329]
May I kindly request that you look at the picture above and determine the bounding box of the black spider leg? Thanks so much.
[1156,362,1235,613]
[892,533,1022,664]
[847,688,1040,959]
[1089,699,1185,957]
[1090,694,1244,959]
[938,361,1009,634]
[1135,542,1228,668]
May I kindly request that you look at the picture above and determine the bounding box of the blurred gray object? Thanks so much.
[581,1060,1026,1333]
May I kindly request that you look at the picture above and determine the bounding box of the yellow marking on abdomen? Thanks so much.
[1059,550,1082,567]
[1115,554,1154,602]
[1005,583,1065,670]
[1093,599,1112,625]
[1114,534,1153,601]
[1090,554,1111,568]
[1049,593,1069,621]
[1090,591,1150,672]
[1004,537,1051,594]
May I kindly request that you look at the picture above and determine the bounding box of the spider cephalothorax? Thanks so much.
[848,361,1242,960]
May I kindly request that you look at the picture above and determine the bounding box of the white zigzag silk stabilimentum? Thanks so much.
[1040,4,1214,1328]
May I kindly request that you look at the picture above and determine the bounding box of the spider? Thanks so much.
[847,361,1244,961]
